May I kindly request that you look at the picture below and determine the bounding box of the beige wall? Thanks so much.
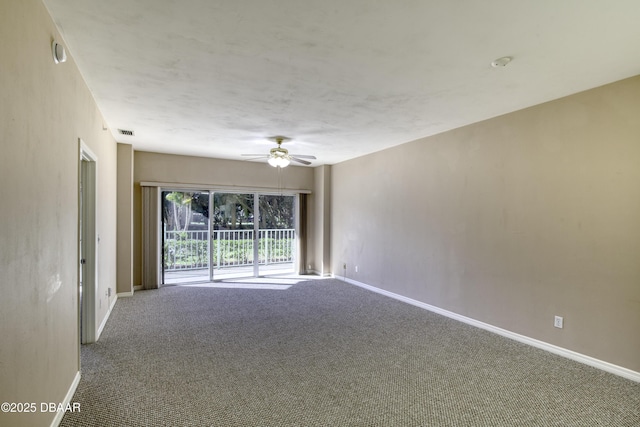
[132,151,315,286]
[0,1,118,426]
[117,144,134,294]
[311,165,332,275]
[331,76,640,372]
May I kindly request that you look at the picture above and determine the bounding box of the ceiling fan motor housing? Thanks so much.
[241,136,314,167]
[270,146,289,158]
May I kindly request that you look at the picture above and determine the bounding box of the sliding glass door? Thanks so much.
[162,191,210,284]
[258,194,296,276]
[211,192,256,280]
[161,190,298,283]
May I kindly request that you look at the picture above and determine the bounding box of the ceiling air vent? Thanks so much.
[118,129,135,136]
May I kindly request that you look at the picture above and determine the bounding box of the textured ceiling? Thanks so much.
[43,0,640,166]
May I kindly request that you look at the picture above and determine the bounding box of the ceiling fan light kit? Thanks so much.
[268,156,291,168]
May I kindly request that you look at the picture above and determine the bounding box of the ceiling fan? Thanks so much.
[242,136,316,168]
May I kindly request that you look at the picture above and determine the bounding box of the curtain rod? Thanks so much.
[139,181,312,194]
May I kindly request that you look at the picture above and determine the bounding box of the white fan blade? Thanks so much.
[289,154,316,159]
[290,157,312,165]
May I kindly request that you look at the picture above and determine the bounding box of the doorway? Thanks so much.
[79,141,97,344]
[162,190,297,283]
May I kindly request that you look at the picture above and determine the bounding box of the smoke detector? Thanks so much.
[52,40,66,64]
[491,56,512,68]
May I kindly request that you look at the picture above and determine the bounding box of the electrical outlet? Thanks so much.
[554,316,564,329]
[355,265,359,273]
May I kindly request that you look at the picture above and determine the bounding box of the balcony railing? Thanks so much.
[163,228,295,271]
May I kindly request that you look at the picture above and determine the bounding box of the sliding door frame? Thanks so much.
[149,183,309,283]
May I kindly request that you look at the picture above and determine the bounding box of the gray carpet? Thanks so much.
[61,278,639,426]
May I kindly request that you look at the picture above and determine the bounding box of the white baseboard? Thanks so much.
[335,275,640,383]
[96,294,118,340]
[305,269,332,277]
[133,285,143,291]
[117,290,134,297]
[51,370,81,427]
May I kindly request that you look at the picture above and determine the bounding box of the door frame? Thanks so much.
[79,139,97,344]
[159,187,302,283]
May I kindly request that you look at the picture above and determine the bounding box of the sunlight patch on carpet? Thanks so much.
[179,282,293,290]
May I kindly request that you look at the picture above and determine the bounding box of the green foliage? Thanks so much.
[163,239,208,269]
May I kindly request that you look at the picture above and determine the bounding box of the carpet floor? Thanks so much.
[61,278,639,426]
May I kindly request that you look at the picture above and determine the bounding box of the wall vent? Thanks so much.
[118,129,135,136]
